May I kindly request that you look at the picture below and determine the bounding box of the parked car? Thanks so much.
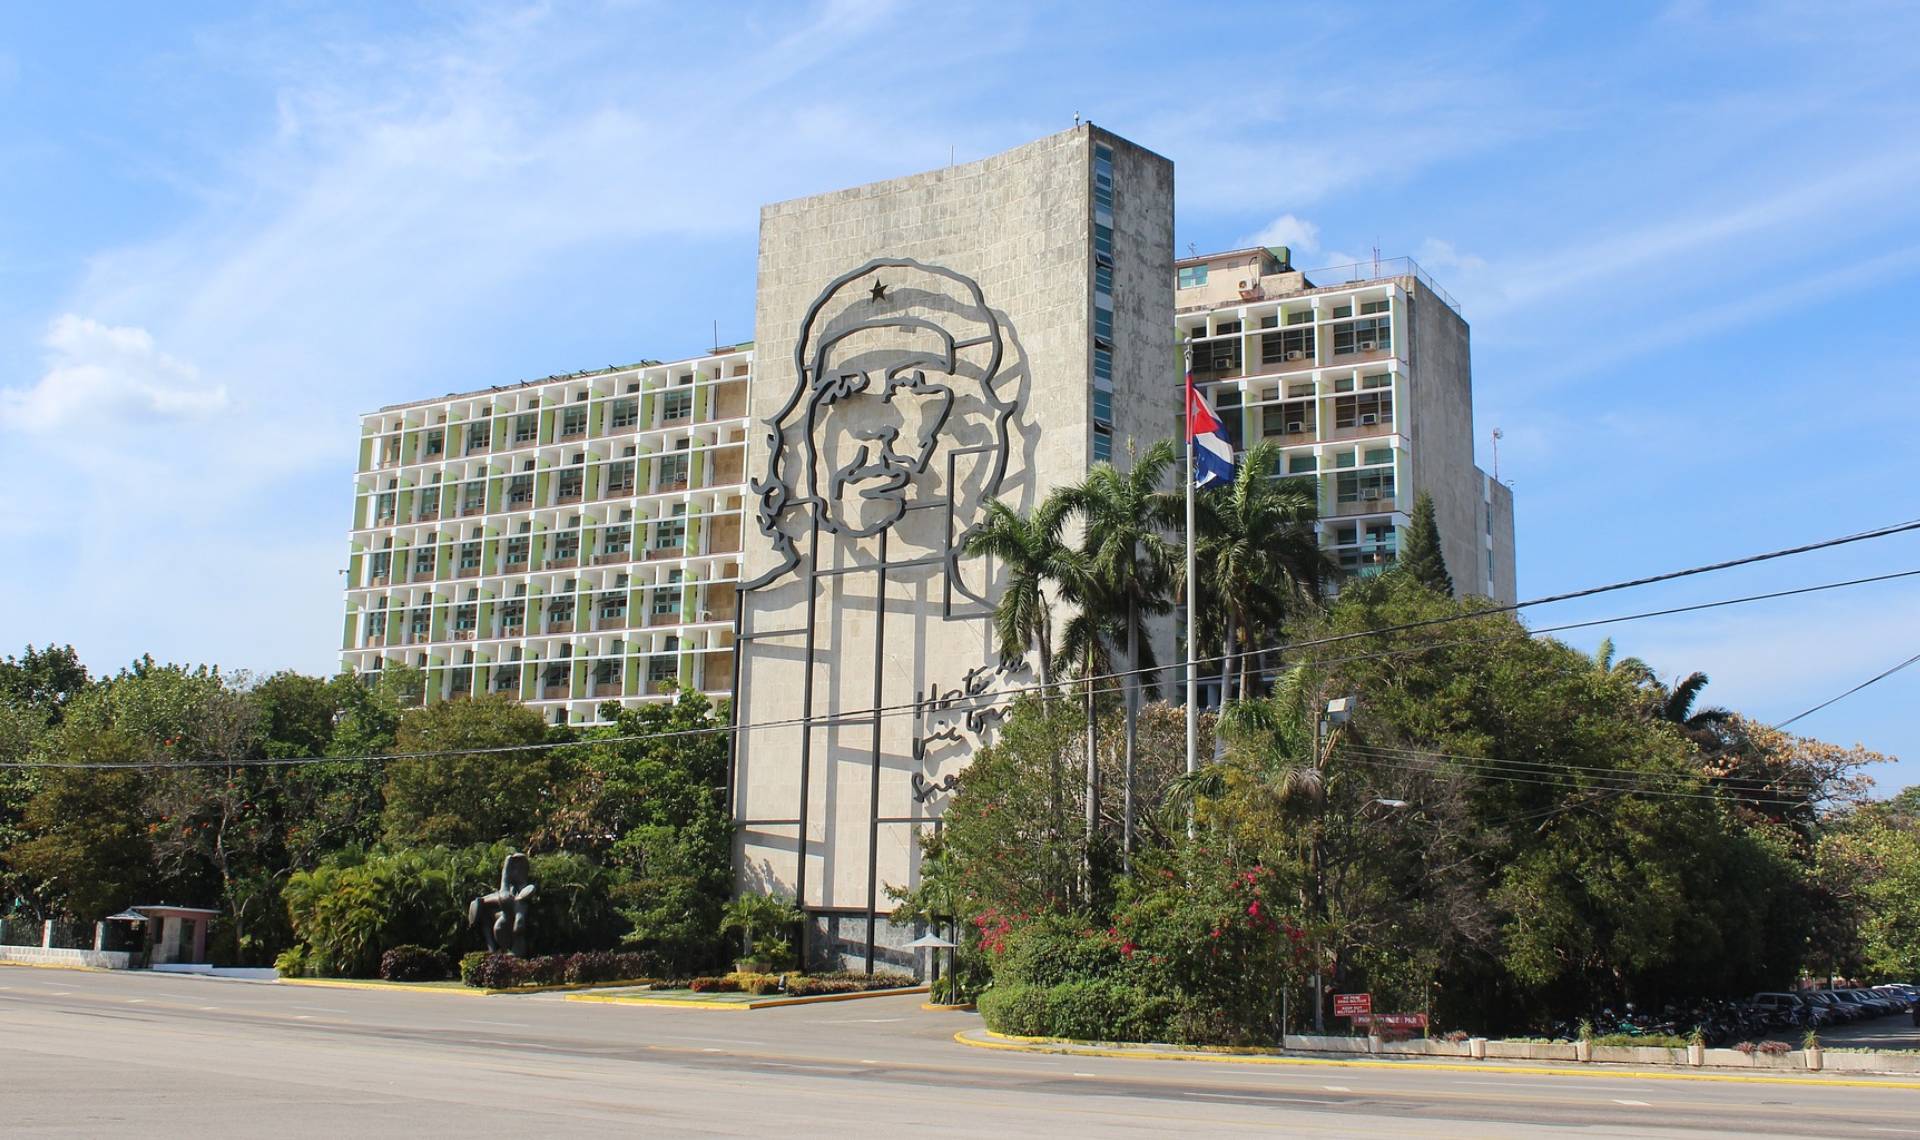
[1750,992,1831,1027]
[1807,991,1863,1022]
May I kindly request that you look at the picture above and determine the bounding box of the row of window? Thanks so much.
[1092,142,1117,466]
[1191,317,1393,376]
[374,384,720,466]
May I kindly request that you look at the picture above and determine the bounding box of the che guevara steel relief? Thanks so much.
[736,257,1032,969]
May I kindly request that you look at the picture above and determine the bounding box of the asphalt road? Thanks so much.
[2,969,1917,1138]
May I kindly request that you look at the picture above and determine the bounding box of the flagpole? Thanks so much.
[1184,348,1198,783]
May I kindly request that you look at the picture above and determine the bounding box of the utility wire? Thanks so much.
[1775,649,1920,730]
[9,521,1920,772]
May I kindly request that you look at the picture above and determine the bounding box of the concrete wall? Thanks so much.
[0,946,131,969]
[1488,474,1517,604]
[1404,283,1489,598]
[734,126,1174,963]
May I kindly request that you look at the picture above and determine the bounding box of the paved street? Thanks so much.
[2,968,1917,1138]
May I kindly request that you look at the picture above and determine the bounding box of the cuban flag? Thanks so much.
[1187,373,1236,489]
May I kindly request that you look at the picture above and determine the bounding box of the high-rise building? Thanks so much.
[341,349,753,725]
[341,126,1513,971]
[1176,246,1516,607]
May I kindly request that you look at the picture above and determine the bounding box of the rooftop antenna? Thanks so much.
[712,319,719,354]
[949,145,955,169]
[1187,242,1197,258]
[1491,427,1504,481]
[1074,112,1081,127]
[1372,241,1382,277]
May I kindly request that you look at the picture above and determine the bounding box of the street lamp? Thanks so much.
[1310,696,1356,1034]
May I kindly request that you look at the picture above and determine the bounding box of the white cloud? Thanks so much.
[1247,213,1320,255]
[1415,238,1486,275]
[0,315,227,433]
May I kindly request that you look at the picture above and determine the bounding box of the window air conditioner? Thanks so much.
[1360,413,1378,426]
[1285,350,1304,361]
[1286,421,1304,433]
[1359,340,1377,351]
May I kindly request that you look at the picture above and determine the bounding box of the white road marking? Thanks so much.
[828,1016,905,1023]
[200,1006,219,1011]
[294,1015,313,1020]
[860,1059,878,1065]
[126,999,146,1004]
[1072,1072,1098,1077]
[1323,1085,1351,1091]
[1613,1099,1651,1107]
[702,1047,723,1053]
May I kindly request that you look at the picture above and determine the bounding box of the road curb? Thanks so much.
[952,1029,1920,1089]
[569,985,929,1011]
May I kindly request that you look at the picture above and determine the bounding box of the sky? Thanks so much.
[2,2,1917,791]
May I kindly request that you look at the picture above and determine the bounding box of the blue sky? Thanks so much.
[3,2,1917,790]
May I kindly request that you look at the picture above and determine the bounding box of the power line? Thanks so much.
[10,519,1919,772]
[1337,745,1819,809]
[1775,648,1920,730]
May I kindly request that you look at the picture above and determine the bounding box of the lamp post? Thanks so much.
[1309,695,1355,1034]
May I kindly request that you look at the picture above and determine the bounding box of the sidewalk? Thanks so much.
[953,1028,1920,1089]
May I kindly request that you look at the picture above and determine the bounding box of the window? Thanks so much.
[1360,298,1390,315]
[1093,222,1113,262]
[548,596,575,622]
[1177,265,1209,289]
[1362,372,1391,390]
[414,547,436,574]
[369,551,391,579]
[1216,320,1242,336]
[366,611,388,638]
[1092,305,1113,347]
[1260,327,1315,366]
[409,608,430,636]
[1288,454,1318,474]
[603,525,631,556]
[513,414,538,444]
[1192,336,1241,377]
[374,492,396,522]
[1335,470,1395,504]
[494,666,517,693]
[1287,309,1313,326]
[500,600,524,630]
[454,604,477,632]
[1092,424,1113,463]
[594,659,621,686]
[507,475,533,506]
[599,592,627,620]
[1093,346,1112,385]
[606,460,636,495]
[462,482,485,514]
[1363,447,1392,466]
[459,542,481,570]
[1213,388,1242,447]
[661,389,694,422]
[1333,392,1393,429]
[1094,263,1113,296]
[557,470,583,500]
[609,398,639,429]
[1092,388,1112,426]
[425,430,444,457]
[1332,318,1391,356]
[560,407,587,437]
[658,452,690,488]
[652,571,683,617]
[648,654,677,684]
[654,508,687,551]
[1262,404,1315,438]
[552,532,580,562]
[467,424,491,450]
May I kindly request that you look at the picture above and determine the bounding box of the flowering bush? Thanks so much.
[460,950,662,989]
[379,944,451,982]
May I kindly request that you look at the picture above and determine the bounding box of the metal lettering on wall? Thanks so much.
[738,257,1034,962]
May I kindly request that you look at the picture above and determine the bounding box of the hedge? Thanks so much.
[379,944,452,982]
[980,980,1219,1045]
[460,950,663,989]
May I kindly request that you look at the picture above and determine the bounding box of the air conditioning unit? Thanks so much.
[1359,340,1377,351]
[1360,413,1378,426]
[1285,350,1304,361]
[1286,421,1304,433]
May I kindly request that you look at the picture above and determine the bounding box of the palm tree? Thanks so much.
[963,496,1073,690]
[1057,439,1184,868]
[1193,442,1331,702]
[1658,671,1733,735]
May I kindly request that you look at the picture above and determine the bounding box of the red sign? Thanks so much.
[1352,1012,1428,1029]
[1332,993,1372,1017]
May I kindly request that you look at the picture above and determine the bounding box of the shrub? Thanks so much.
[458,950,662,989]
[380,944,452,982]
[1591,1033,1688,1049]
[688,975,740,993]
[459,951,490,987]
[274,945,311,979]
[978,982,1051,1037]
[1757,1040,1791,1056]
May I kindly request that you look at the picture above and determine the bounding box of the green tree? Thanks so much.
[381,695,564,848]
[1192,442,1329,701]
[1058,439,1183,866]
[1394,492,1453,595]
[965,496,1074,689]
[5,729,154,920]
[0,645,92,724]
[577,692,732,973]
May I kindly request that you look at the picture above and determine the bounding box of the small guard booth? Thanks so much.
[109,905,219,968]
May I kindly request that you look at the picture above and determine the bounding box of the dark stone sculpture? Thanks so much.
[468,852,537,957]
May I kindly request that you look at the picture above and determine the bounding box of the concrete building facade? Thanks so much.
[733,127,1174,968]
[341,126,1512,972]
[1176,247,1516,607]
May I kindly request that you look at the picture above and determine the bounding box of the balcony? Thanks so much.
[645,546,685,561]
[656,479,689,493]
[505,556,528,570]
[415,508,440,523]
[368,575,390,588]
[594,551,631,566]
[555,491,583,506]
[547,620,574,634]
[364,635,387,648]
[548,556,579,570]
[593,682,622,698]
[457,566,480,579]
[648,609,682,626]
[461,503,485,518]
[542,684,570,700]
[558,426,587,442]
[597,614,629,630]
